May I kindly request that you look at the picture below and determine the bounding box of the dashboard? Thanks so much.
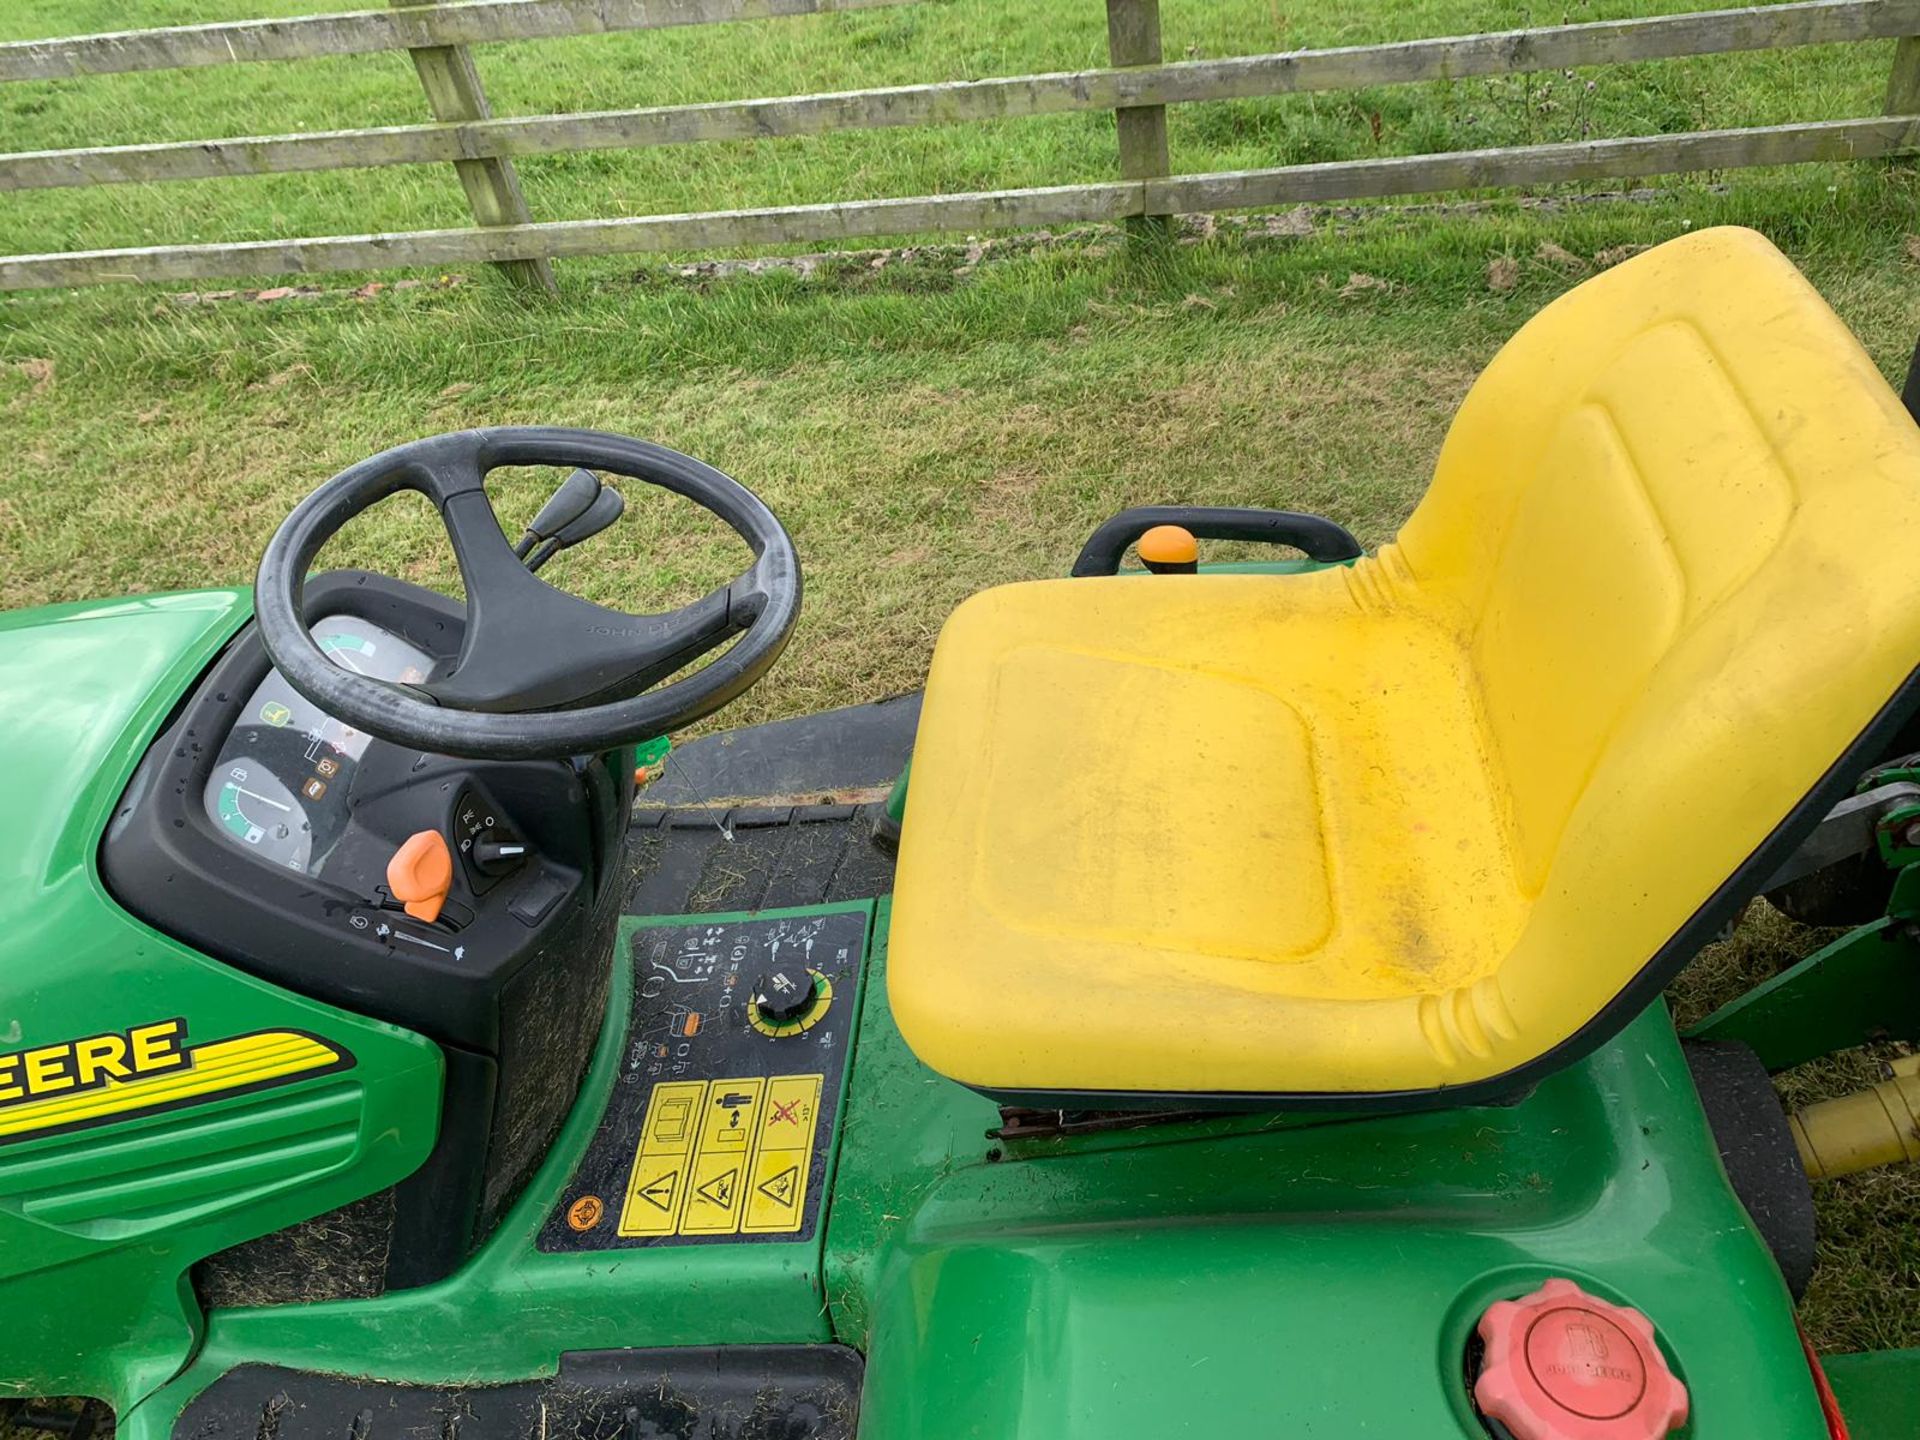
[103,571,635,1283]
[206,617,436,875]
[104,571,633,1061]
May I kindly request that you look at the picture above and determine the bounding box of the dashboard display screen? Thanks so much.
[203,616,436,873]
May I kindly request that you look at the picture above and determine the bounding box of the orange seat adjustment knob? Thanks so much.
[387,830,454,924]
[1138,524,1199,574]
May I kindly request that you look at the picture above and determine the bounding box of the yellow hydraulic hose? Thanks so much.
[1790,1054,1920,1180]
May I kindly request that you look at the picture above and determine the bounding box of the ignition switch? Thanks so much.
[471,833,528,876]
[453,786,528,888]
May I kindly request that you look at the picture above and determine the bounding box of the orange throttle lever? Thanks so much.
[387,830,454,924]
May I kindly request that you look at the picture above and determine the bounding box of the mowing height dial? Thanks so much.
[748,966,833,1038]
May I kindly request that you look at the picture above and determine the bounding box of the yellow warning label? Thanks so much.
[619,1079,704,1236]
[744,1073,821,1234]
[620,1073,822,1238]
[682,1077,765,1234]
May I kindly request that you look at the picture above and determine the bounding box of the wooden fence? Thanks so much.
[2,0,1917,292]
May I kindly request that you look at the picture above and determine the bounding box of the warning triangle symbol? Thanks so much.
[756,1165,799,1207]
[696,1168,737,1207]
[637,1169,678,1211]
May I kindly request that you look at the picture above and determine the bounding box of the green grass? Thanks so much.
[2,0,1920,1374]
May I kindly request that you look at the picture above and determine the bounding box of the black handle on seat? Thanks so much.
[1902,332,1919,427]
[1071,505,1364,577]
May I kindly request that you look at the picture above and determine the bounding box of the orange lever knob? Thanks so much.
[387,830,454,924]
[1138,524,1199,573]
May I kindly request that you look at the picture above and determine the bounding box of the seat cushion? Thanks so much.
[889,567,1534,1097]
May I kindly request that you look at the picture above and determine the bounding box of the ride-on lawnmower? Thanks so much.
[4,224,1920,1440]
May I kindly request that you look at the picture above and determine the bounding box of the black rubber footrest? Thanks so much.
[625,803,895,917]
[173,1347,862,1440]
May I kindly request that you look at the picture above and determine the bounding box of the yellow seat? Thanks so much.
[888,227,1920,1103]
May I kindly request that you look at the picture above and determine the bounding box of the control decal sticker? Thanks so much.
[679,1075,766,1235]
[617,1074,826,1238]
[0,1020,352,1144]
[618,1079,703,1236]
[542,907,866,1252]
[743,1072,821,1233]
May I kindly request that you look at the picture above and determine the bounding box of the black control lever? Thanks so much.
[528,484,625,573]
[1902,331,1919,427]
[514,468,602,559]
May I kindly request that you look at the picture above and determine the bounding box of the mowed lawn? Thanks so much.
[3,0,1920,1357]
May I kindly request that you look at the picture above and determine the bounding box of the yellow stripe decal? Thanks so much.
[0,1031,349,1141]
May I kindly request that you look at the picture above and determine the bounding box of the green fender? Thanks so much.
[0,592,443,1410]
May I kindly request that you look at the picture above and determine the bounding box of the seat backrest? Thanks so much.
[1394,226,1920,1048]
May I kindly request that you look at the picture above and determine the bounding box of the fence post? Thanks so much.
[1890,35,1920,115]
[391,0,556,294]
[1105,0,1172,238]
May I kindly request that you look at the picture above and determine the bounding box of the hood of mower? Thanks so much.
[0,589,251,906]
[0,589,447,1401]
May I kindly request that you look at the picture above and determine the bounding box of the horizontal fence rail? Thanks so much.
[0,0,912,82]
[2,0,1917,290]
[5,0,1915,192]
[5,116,1914,291]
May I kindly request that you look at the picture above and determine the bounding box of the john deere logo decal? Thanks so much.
[0,1019,352,1144]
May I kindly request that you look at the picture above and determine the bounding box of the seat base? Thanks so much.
[889,566,1545,1100]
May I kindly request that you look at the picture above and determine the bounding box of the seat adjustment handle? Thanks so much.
[1071,505,1363,577]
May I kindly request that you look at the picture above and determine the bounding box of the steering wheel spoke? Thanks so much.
[253,427,801,760]
[426,578,744,713]
[441,489,535,600]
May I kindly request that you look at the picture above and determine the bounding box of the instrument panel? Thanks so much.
[104,572,636,1288]
[106,571,632,1060]
[201,617,435,875]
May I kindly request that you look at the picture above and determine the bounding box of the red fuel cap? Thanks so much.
[1474,1278,1688,1440]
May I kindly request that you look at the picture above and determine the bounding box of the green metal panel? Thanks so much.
[0,593,445,1409]
[882,760,910,831]
[1688,916,1920,1069]
[1825,1349,1920,1439]
[123,898,1840,1440]
[123,905,876,1440]
[827,901,1829,1439]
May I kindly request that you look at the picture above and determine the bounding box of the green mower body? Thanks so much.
[0,577,1903,1440]
[0,593,442,1402]
[8,226,1920,1440]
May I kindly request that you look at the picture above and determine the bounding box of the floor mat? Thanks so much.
[625,803,897,917]
[171,1347,862,1440]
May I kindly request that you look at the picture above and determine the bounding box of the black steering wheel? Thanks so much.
[254,427,800,761]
